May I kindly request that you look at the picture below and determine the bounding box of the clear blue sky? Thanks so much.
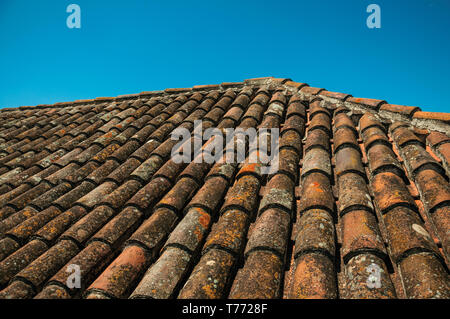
[0,0,449,112]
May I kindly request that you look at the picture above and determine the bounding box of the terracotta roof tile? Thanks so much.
[413,111,450,123]
[178,248,235,299]
[0,239,48,287]
[309,113,332,136]
[361,126,390,151]
[294,209,335,258]
[320,90,352,101]
[400,253,450,298]
[301,149,332,180]
[335,147,365,177]
[0,78,449,299]
[44,241,111,297]
[427,131,450,147]
[246,208,291,259]
[333,126,359,153]
[300,86,325,96]
[288,252,337,299]
[86,244,149,299]
[380,104,420,117]
[347,97,387,110]
[343,253,396,298]
[89,206,142,248]
[337,173,373,217]
[372,172,417,214]
[0,238,20,262]
[284,81,308,91]
[277,148,299,182]
[304,129,329,153]
[0,280,35,299]
[298,173,334,216]
[35,284,71,299]
[229,250,284,299]
[341,210,385,259]
[384,206,439,262]
[130,246,192,299]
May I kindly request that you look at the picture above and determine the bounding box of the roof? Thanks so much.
[0,76,449,299]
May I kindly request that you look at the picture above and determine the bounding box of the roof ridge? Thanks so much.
[1,76,449,134]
